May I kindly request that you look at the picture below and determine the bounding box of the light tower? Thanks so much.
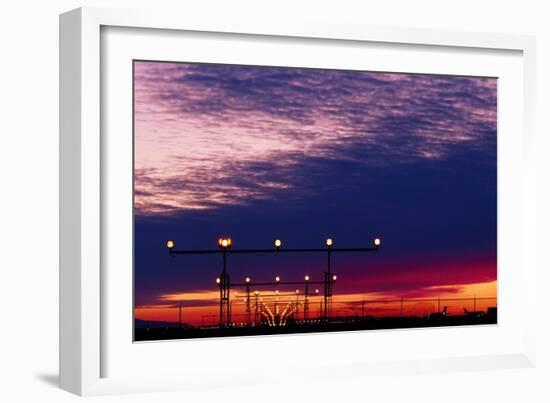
[217,237,232,327]
[323,237,334,322]
[167,235,382,329]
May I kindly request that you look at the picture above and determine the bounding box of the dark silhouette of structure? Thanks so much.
[463,307,485,319]
[166,236,381,327]
[428,306,448,320]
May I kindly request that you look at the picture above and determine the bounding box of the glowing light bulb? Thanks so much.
[218,237,233,249]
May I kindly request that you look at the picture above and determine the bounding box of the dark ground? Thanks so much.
[134,314,497,342]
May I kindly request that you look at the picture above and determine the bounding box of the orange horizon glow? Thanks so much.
[135,280,496,326]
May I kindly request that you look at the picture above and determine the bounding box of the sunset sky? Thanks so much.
[133,61,497,326]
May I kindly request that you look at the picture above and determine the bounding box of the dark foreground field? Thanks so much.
[135,314,497,342]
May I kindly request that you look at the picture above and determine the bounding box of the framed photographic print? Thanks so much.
[133,60,498,342]
[60,7,537,396]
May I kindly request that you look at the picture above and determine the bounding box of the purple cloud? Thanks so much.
[134,61,496,216]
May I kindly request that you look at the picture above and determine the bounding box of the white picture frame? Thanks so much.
[60,6,537,396]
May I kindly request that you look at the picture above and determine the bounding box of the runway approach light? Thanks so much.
[217,237,232,249]
[325,238,333,247]
[166,240,175,249]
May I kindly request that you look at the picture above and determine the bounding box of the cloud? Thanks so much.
[134,61,497,216]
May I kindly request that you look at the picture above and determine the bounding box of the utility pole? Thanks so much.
[304,277,309,321]
[179,302,182,329]
[254,291,259,325]
[245,278,251,325]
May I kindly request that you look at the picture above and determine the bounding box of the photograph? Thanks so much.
[133,60,498,341]
[1,0,545,400]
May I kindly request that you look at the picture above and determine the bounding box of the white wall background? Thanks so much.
[0,0,548,401]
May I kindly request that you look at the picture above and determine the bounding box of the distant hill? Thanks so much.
[134,318,191,329]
